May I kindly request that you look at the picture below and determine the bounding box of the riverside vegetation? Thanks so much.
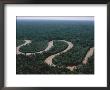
[16,20,94,74]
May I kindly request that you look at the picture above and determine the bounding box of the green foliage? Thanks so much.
[46,40,68,54]
[16,20,94,74]
[16,54,73,74]
[16,40,25,47]
[74,55,94,74]
[53,46,90,66]
[16,20,94,41]
[19,40,48,53]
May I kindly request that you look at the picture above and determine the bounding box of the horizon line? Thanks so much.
[16,16,94,21]
[17,19,94,21]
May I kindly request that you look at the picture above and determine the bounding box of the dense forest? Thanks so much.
[53,46,90,66]
[17,40,25,47]
[19,40,48,53]
[16,19,94,74]
[16,54,94,74]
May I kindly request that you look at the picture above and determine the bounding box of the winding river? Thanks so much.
[44,40,73,66]
[16,40,53,55]
[17,40,94,71]
[16,40,32,55]
[66,47,94,71]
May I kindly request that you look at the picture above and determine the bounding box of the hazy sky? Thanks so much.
[17,16,94,21]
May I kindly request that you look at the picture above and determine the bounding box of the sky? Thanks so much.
[17,16,94,21]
